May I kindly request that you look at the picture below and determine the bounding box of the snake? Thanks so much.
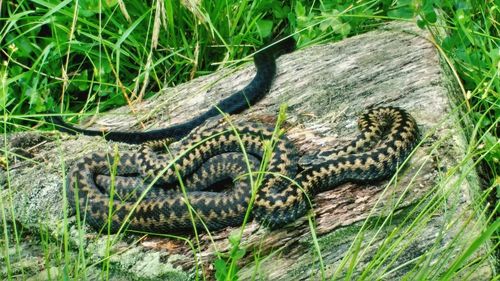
[51,38,419,232]
[66,106,419,233]
[48,37,296,144]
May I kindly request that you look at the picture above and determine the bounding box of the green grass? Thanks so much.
[1,0,499,280]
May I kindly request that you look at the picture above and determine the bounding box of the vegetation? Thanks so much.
[1,0,498,280]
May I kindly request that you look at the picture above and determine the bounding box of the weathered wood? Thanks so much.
[1,22,493,280]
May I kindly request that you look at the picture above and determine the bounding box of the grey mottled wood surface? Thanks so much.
[2,22,494,280]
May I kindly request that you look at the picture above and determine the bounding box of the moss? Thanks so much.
[314,203,422,254]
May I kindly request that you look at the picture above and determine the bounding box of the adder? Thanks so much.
[51,39,420,233]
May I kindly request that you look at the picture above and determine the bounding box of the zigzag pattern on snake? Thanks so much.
[67,107,419,233]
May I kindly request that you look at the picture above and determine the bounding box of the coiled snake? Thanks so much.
[53,39,420,233]
[65,107,418,233]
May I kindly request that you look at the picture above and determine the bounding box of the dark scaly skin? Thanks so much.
[48,37,296,144]
[134,121,299,188]
[67,152,263,232]
[67,106,419,233]
[94,153,261,200]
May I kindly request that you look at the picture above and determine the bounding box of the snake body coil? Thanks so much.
[54,38,419,233]
[67,107,419,233]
